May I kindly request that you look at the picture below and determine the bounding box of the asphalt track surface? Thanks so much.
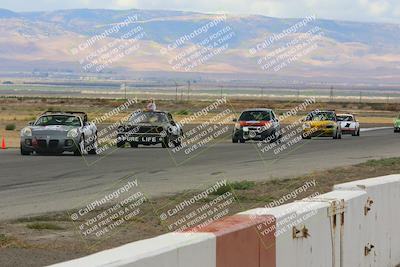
[0,128,398,220]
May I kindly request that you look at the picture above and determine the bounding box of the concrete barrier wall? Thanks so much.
[334,174,400,267]
[50,175,400,267]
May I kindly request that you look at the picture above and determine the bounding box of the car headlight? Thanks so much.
[67,128,79,138]
[21,127,32,137]
[302,123,311,129]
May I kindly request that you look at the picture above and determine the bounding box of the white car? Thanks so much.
[337,114,360,136]
[20,111,98,155]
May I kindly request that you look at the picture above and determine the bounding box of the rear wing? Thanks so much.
[41,111,88,122]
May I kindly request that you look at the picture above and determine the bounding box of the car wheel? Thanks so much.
[117,135,126,148]
[333,130,338,139]
[357,129,360,136]
[88,134,98,155]
[20,147,31,155]
[162,137,170,148]
[74,136,85,156]
[130,142,138,148]
[239,139,245,143]
[232,137,239,143]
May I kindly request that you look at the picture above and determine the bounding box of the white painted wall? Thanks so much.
[50,175,400,267]
[49,232,216,267]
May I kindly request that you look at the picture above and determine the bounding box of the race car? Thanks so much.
[116,110,183,148]
[232,108,281,143]
[20,111,98,155]
[302,110,342,139]
[394,115,400,132]
[337,113,360,136]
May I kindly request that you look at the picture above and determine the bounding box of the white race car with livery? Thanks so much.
[337,113,360,136]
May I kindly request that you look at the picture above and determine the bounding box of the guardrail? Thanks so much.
[50,175,400,267]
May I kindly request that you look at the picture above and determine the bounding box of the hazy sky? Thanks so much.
[1,0,399,23]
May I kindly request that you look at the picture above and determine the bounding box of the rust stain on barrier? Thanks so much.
[364,243,375,256]
[191,214,276,267]
[292,225,310,239]
[364,197,374,216]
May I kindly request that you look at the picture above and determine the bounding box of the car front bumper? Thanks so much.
[303,128,335,137]
[118,133,165,145]
[233,127,275,141]
[341,128,357,134]
[21,136,78,153]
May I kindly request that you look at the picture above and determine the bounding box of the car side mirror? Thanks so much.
[28,121,34,126]
[233,118,237,122]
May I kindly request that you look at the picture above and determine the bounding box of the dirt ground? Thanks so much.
[1,157,400,267]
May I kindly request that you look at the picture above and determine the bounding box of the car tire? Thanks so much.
[88,134,97,155]
[174,130,184,147]
[130,142,138,148]
[333,130,338,139]
[239,139,246,143]
[117,135,126,148]
[232,138,239,143]
[74,136,85,156]
[162,137,170,148]
[20,147,31,155]
[338,131,342,139]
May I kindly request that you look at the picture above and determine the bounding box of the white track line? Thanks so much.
[361,127,392,132]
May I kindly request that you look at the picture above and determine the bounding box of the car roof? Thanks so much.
[40,111,88,121]
[337,113,354,117]
[241,108,272,112]
[136,110,169,114]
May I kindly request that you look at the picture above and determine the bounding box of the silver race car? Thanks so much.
[20,111,98,155]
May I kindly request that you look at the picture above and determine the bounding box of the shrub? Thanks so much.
[176,109,191,115]
[26,222,64,230]
[5,124,16,131]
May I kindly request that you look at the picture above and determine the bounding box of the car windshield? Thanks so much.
[307,112,336,121]
[337,115,354,121]
[35,115,82,126]
[129,112,168,124]
[239,111,271,121]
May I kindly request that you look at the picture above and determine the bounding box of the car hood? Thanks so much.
[240,121,271,127]
[125,122,166,127]
[30,125,76,135]
[306,121,336,127]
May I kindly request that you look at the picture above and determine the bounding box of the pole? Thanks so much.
[175,82,178,102]
[187,81,191,102]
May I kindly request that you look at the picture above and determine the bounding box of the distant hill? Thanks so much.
[0,8,399,83]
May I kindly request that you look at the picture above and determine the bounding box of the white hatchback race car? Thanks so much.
[337,114,360,136]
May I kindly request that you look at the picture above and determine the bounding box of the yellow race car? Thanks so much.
[302,110,342,139]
